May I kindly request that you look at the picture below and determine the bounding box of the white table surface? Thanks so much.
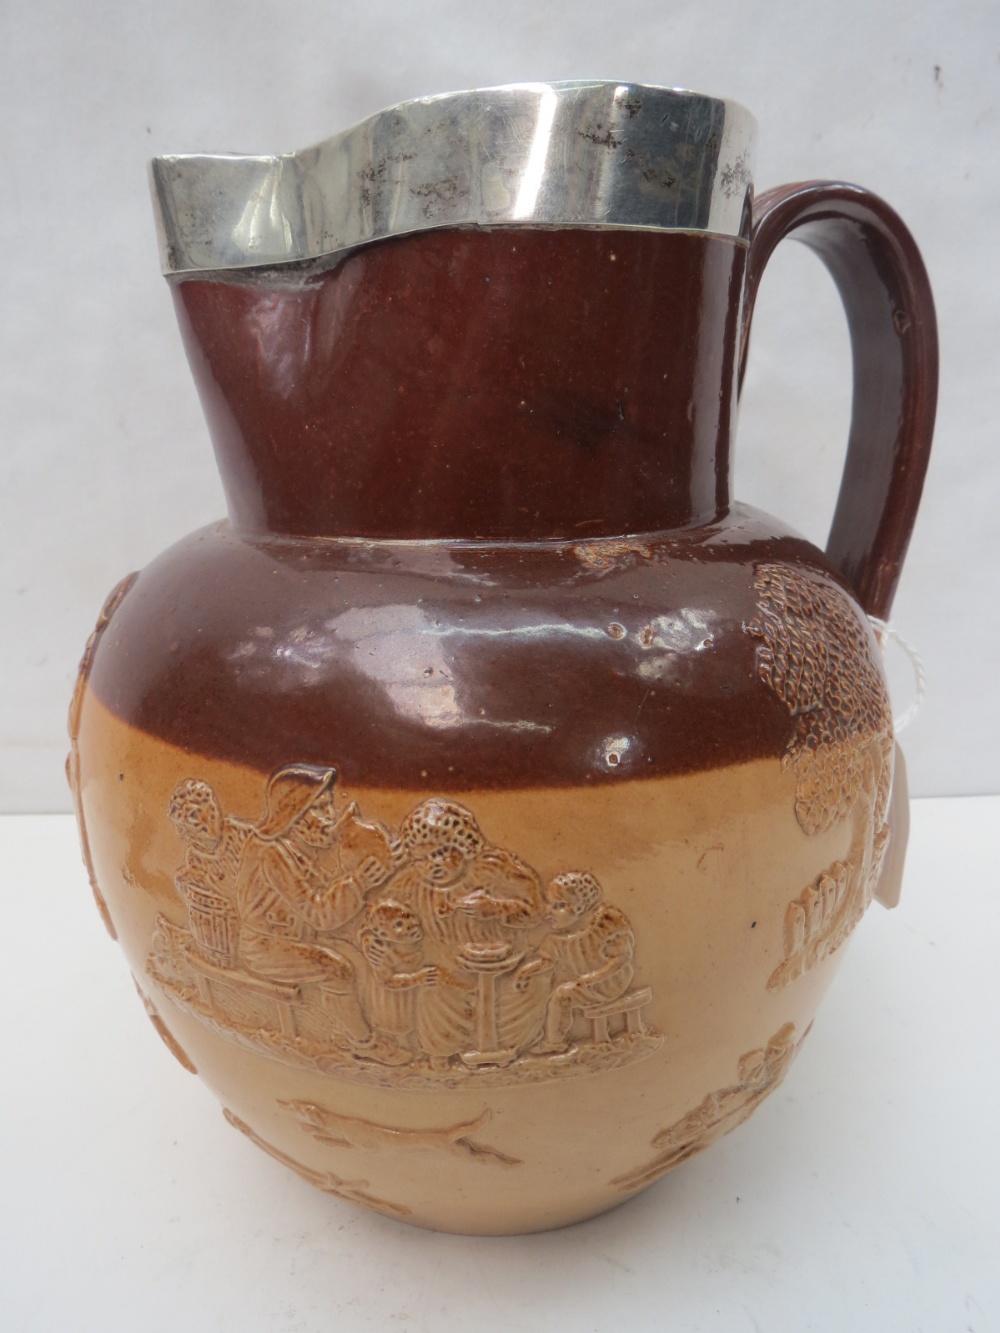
[2,800,997,1332]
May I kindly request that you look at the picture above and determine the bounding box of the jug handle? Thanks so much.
[740,182,938,620]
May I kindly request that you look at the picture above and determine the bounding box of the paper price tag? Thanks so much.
[875,741,909,909]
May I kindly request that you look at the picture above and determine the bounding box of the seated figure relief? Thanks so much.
[147,769,660,1087]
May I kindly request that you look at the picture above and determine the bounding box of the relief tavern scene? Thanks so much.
[147,770,660,1087]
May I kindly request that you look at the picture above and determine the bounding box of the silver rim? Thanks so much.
[150,81,757,276]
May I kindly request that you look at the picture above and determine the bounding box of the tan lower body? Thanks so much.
[74,689,880,1234]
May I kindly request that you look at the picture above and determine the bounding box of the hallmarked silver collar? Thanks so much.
[150,81,757,276]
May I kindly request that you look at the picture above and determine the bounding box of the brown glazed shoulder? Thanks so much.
[86,506,859,790]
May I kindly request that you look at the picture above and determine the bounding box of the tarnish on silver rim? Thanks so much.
[150,81,757,276]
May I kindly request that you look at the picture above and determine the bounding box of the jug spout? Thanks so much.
[155,83,756,541]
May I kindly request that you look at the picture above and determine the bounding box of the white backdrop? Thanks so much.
[2,0,997,810]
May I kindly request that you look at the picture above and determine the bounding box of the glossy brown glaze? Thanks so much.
[172,230,745,541]
[743,183,937,620]
[85,510,862,789]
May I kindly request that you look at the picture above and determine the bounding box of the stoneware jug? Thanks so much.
[69,82,937,1234]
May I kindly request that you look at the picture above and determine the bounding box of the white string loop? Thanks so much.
[868,616,925,734]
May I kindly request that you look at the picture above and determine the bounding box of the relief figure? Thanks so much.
[517,871,636,1054]
[357,897,438,1056]
[375,800,546,1069]
[167,775,247,963]
[232,766,404,1064]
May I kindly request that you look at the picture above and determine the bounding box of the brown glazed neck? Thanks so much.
[172,229,746,542]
